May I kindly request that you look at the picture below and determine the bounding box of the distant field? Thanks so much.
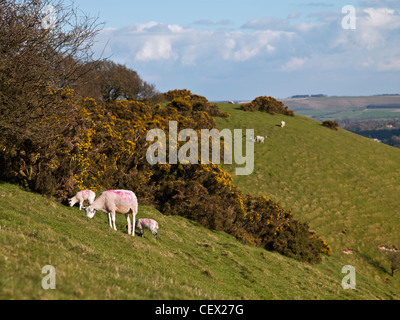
[280,95,400,121]
[294,108,400,121]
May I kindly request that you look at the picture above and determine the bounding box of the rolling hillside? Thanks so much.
[0,182,397,300]
[216,103,400,297]
[1,103,400,300]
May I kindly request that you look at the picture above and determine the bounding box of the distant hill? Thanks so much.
[279,95,400,121]
[280,95,400,112]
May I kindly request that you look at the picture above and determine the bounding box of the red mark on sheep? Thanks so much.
[107,190,134,202]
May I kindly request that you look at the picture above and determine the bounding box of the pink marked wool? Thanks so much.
[85,189,138,236]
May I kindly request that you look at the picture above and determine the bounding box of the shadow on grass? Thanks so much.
[358,252,390,275]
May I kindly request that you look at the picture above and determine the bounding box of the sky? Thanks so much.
[72,0,400,100]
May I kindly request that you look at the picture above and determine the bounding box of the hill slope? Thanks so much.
[0,182,397,300]
[216,103,400,297]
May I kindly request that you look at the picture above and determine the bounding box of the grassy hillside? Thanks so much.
[1,102,400,300]
[0,181,397,300]
[216,103,400,298]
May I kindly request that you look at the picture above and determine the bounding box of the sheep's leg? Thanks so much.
[131,213,136,237]
[107,213,112,229]
[79,200,83,210]
[125,214,131,235]
[111,212,117,231]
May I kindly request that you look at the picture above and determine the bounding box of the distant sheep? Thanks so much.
[84,190,138,236]
[281,121,286,128]
[68,190,96,210]
[135,218,159,239]
[255,135,267,143]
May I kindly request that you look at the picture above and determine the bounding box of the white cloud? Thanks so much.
[90,7,400,99]
[135,37,176,62]
[281,57,308,71]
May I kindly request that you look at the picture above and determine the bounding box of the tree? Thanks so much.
[0,0,102,188]
[0,0,101,144]
[73,59,159,102]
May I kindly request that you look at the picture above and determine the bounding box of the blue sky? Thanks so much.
[73,0,400,100]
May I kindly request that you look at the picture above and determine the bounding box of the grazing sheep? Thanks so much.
[84,190,138,236]
[135,218,159,239]
[68,190,96,210]
[255,135,267,143]
[281,121,286,128]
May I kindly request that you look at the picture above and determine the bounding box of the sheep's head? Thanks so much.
[85,206,97,219]
[68,198,75,207]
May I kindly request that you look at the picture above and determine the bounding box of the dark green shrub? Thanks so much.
[241,96,295,116]
[322,120,339,130]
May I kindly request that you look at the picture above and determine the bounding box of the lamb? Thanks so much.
[255,135,267,143]
[135,218,159,239]
[84,189,138,236]
[281,121,286,128]
[68,190,96,210]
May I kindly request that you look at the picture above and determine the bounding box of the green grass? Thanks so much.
[2,103,400,300]
[216,103,400,298]
[1,182,397,300]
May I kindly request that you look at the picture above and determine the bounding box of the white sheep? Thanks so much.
[255,135,267,143]
[281,121,286,128]
[135,218,159,239]
[84,189,138,236]
[68,190,96,210]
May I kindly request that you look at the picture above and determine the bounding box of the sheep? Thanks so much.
[84,189,138,236]
[281,121,286,128]
[68,190,96,210]
[255,135,267,143]
[135,218,159,239]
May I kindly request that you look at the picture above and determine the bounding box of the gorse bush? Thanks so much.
[241,96,295,116]
[322,120,339,130]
